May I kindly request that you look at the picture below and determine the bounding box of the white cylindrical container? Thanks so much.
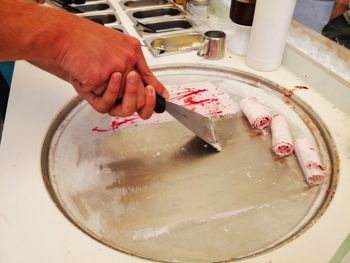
[246,0,297,71]
[189,0,210,19]
[227,0,256,56]
[227,24,252,56]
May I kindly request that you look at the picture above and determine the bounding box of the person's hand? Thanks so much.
[23,0,45,3]
[30,58,158,119]
[27,5,169,118]
[52,16,168,117]
[331,0,349,19]
[74,70,157,119]
[1,0,169,119]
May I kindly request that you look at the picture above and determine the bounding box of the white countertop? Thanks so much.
[1,2,350,262]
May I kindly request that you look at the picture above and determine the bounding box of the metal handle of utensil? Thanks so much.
[196,39,209,57]
[115,93,166,113]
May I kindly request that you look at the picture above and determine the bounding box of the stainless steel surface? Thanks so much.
[127,7,185,22]
[191,0,210,6]
[197,30,226,60]
[79,11,120,25]
[42,65,336,263]
[48,0,113,13]
[144,32,204,56]
[134,18,192,36]
[72,3,111,12]
[107,24,128,34]
[120,0,171,10]
[165,100,222,151]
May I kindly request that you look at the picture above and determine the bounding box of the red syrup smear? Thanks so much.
[92,87,224,132]
[208,110,223,115]
[91,127,113,133]
[111,117,139,128]
[170,88,208,101]
[184,97,218,106]
[91,116,140,133]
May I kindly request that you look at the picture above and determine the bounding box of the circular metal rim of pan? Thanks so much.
[41,64,338,262]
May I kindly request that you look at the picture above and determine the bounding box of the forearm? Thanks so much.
[0,0,78,61]
[331,0,349,19]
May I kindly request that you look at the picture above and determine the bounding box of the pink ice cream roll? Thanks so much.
[271,114,294,157]
[294,138,326,186]
[240,97,272,129]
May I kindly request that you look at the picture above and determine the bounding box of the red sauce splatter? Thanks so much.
[111,116,139,128]
[185,98,218,106]
[170,88,208,101]
[208,110,223,115]
[92,87,225,132]
[91,127,113,133]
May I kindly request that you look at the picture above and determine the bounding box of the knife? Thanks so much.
[115,94,221,150]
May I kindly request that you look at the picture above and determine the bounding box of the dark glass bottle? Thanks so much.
[229,0,256,26]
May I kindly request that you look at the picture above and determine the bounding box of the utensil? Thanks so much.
[135,21,158,33]
[197,30,226,60]
[157,95,221,151]
[115,93,221,150]
[61,0,86,4]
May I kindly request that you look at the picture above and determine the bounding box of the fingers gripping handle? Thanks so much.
[115,93,166,113]
[154,93,166,113]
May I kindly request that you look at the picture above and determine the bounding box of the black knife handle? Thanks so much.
[115,93,166,113]
[61,0,86,4]
[154,93,166,113]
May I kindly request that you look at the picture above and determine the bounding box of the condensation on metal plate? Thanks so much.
[41,64,337,263]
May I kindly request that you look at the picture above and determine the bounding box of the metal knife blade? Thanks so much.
[116,93,222,151]
[153,94,221,151]
[165,100,221,151]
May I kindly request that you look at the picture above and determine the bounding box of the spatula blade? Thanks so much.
[165,100,221,151]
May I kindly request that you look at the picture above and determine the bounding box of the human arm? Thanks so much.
[331,0,349,19]
[0,0,168,118]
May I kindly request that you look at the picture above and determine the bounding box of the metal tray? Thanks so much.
[79,11,120,25]
[127,6,185,22]
[49,0,113,13]
[134,18,193,36]
[119,0,172,10]
[41,64,336,263]
[107,25,128,34]
[144,32,204,56]
[72,2,111,12]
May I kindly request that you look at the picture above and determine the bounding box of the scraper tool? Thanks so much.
[154,94,221,151]
[115,93,221,151]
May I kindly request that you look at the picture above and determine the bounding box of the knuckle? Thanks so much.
[84,74,104,89]
[94,105,108,114]
[126,83,138,95]
[139,112,151,120]
[139,114,147,120]
[123,105,136,116]
[130,37,141,50]
[127,51,137,67]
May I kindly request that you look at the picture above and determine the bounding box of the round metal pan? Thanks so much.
[41,64,337,262]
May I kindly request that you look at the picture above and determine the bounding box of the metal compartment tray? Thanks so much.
[49,0,113,13]
[126,6,185,22]
[71,2,112,13]
[119,0,172,10]
[79,11,120,25]
[134,18,193,36]
[144,32,204,56]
